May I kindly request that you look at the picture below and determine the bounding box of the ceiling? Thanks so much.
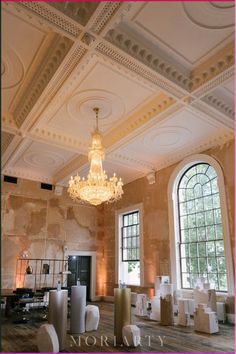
[2,1,234,187]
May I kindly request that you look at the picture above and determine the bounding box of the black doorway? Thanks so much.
[67,256,91,301]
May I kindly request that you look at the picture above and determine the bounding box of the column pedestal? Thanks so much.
[48,289,68,350]
[70,285,86,334]
[114,288,131,344]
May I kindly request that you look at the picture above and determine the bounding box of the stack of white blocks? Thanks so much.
[194,304,219,334]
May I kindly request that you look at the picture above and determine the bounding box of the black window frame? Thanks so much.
[177,163,227,292]
[121,211,140,262]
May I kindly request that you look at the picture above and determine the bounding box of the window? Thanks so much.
[116,205,142,286]
[178,163,227,291]
[168,154,234,295]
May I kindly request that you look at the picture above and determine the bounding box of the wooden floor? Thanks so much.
[1,302,234,352]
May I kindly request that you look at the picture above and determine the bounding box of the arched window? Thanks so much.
[178,163,226,291]
[168,154,234,294]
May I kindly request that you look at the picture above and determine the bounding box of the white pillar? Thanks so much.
[48,289,68,351]
[70,285,86,334]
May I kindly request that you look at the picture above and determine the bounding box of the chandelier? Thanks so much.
[68,108,123,206]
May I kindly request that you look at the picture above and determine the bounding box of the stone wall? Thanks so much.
[1,140,234,297]
[1,178,101,293]
[101,140,235,296]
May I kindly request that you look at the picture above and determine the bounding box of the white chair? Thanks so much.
[122,324,140,347]
[37,324,59,353]
[85,305,100,331]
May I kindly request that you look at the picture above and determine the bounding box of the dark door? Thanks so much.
[67,256,91,301]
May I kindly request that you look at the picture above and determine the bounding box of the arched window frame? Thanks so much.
[168,154,234,295]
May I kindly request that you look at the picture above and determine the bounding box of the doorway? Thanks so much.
[67,256,91,301]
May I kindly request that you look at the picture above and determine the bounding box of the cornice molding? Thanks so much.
[17,1,82,38]
[105,28,192,91]
[12,34,73,129]
[2,167,53,184]
[154,131,234,172]
[202,94,234,119]
[103,94,175,148]
[190,41,234,91]
[1,132,15,156]
[54,155,88,183]
[191,66,234,99]
[96,41,187,99]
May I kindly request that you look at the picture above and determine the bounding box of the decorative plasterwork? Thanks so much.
[103,94,175,148]
[2,167,53,184]
[154,132,234,172]
[17,1,82,38]
[107,152,154,171]
[1,132,15,155]
[105,28,192,91]
[202,94,234,119]
[2,45,24,89]
[12,33,73,129]
[54,155,88,184]
[96,42,187,99]
[48,2,99,27]
[90,2,123,34]
[190,41,234,91]
[2,115,18,134]
[182,1,234,30]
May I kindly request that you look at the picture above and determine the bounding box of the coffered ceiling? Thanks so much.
[2,1,234,188]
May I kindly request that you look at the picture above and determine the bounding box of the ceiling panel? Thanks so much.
[46,60,156,140]
[112,108,225,164]
[9,140,76,181]
[129,1,234,66]
[2,9,47,114]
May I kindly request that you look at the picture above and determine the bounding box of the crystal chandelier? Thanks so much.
[68,108,123,206]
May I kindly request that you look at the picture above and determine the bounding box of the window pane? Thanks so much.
[195,198,204,212]
[204,195,213,210]
[209,273,218,290]
[181,244,189,258]
[194,184,202,198]
[206,226,215,240]
[123,215,128,226]
[179,202,187,215]
[207,241,215,256]
[206,166,217,180]
[127,227,132,236]
[196,212,205,227]
[212,194,220,208]
[187,200,195,213]
[215,224,223,239]
[196,164,208,174]
[216,240,224,256]
[133,213,138,224]
[197,227,206,241]
[205,210,214,225]
[217,257,226,273]
[218,274,227,291]
[181,229,189,242]
[188,214,196,228]
[198,243,206,257]
[128,214,133,224]
[214,209,222,224]
[208,257,217,272]
[202,182,211,196]
[189,228,197,242]
[188,175,197,189]
[180,216,188,229]
[199,258,207,274]
[181,258,187,272]
[190,244,197,258]
[186,188,194,200]
[211,178,219,193]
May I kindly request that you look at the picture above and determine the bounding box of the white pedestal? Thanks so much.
[194,304,219,334]
[122,325,140,347]
[48,290,68,351]
[70,285,86,334]
[85,305,100,331]
[177,299,190,326]
[154,276,170,295]
[37,324,59,353]
[150,296,160,321]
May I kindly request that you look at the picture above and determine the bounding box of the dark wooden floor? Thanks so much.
[1,302,234,352]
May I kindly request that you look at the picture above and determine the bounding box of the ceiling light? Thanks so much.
[68,107,123,206]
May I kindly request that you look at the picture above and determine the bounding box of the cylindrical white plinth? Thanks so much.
[114,288,131,344]
[70,285,86,334]
[150,296,160,321]
[48,289,68,350]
